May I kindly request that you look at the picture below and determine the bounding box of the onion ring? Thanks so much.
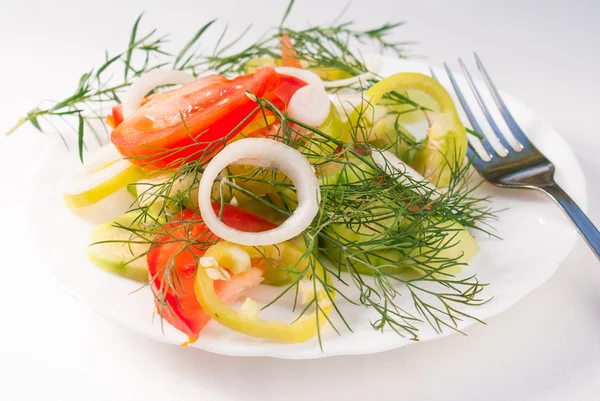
[122,69,196,118]
[199,138,320,246]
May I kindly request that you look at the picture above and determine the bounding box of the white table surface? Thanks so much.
[1,1,599,400]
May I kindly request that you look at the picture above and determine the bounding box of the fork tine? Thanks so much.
[474,53,530,149]
[466,143,487,171]
[442,62,495,160]
[457,58,515,156]
[428,66,439,80]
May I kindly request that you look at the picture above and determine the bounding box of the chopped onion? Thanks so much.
[199,138,320,246]
[122,69,196,118]
[288,85,331,127]
[323,72,375,89]
[371,150,440,197]
[275,67,324,88]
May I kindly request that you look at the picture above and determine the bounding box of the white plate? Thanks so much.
[27,57,587,359]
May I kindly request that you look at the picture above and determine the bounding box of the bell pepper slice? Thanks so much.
[280,33,302,68]
[363,72,467,187]
[147,206,276,342]
[194,241,334,343]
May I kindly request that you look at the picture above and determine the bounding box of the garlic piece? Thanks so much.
[239,297,259,320]
[205,266,231,281]
[199,256,218,268]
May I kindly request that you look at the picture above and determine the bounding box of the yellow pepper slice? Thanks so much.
[364,72,467,187]
[194,241,334,343]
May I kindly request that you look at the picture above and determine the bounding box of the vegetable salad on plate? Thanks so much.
[10,2,495,348]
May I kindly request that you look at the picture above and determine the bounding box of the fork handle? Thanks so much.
[541,183,600,260]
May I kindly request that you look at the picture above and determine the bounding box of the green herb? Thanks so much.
[13,1,495,344]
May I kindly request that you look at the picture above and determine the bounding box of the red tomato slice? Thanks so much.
[147,205,276,341]
[110,68,306,170]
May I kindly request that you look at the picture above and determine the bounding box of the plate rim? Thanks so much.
[24,56,587,359]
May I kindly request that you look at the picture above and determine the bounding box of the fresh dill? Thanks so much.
[9,1,497,345]
[6,4,413,160]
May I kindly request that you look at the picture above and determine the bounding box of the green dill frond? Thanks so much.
[12,7,494,344]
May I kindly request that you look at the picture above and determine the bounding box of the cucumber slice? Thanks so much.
[322,219,478,276]
[407,219,479,276]
[319,154,479,276]
[87,212,150,282]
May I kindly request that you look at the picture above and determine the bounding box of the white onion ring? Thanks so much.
[323,72,375,88]
[199,138,320,246]
[275,67,324,88]
[371,150,440,197]
[288,85,331,127]
[122,69,196,118]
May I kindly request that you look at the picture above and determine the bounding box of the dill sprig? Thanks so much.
[251,98,493,337]
[106,87,495,342]
[6,15,170,157]
[197,20,409,77]
[13,3,494,343]
[7,6,411,162]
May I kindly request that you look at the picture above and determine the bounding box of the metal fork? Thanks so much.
[437,54,600,260]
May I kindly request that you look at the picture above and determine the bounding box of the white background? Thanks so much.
[1,1,599,400]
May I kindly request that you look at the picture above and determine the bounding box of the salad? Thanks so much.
[10,3,494,347]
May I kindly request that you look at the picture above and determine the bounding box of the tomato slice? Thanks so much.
[110,68,306,170]
[147,205,276,341]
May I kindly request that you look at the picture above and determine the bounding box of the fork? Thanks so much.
[437,54,600,260]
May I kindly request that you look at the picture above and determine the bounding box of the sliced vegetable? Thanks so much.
[111,68,307,170]
[121,69,196,118]
[366,114,416,160]
[364,72,468,187]
[384,89,439,124]
[288,84,331,127]
[204,240,313,286]
[147,206,276,341]
[321,149,478,276]
[88,211,151,282]
[371,150,439,196]
[275,67,324,88]
[409,219,479,277]
[195,240,333,343]
[280,33,302,68]
[199,138,320,246]
[63,144,146,209]
[106,104,125,129]
[323,207,478,276]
